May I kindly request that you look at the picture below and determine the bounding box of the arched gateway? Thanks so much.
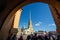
[0,0,60,40]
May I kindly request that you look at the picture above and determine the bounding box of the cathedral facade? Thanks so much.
[21,11,34,35]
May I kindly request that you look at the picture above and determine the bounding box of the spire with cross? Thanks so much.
[28,10,32,28]
[30,10,31,20]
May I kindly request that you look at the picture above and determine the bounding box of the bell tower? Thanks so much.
[28,10,34,34]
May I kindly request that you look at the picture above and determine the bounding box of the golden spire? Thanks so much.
[30,10,31,20]
[28,10,32,28]
[28,10,34,34]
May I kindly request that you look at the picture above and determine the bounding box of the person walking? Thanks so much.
[18,35,23,40]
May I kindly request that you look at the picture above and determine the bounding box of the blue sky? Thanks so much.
[18,2,56,32]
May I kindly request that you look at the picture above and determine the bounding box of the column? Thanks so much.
[11,9,22,34]
[49,5,60,34]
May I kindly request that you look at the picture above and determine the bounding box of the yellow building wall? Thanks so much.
[11,9,22,34]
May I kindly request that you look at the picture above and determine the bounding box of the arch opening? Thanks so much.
[18,2,57,39]
[1,0,59,40]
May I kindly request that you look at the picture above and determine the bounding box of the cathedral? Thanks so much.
[21,11,34,35]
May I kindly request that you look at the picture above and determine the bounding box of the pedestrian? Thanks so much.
[18,35,23,40]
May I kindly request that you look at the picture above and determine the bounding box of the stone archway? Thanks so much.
[0,0,60,40]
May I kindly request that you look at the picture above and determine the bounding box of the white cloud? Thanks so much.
[35,21,42,27]
[48,23,55,27]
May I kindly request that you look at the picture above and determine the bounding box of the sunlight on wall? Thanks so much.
[13,9,22,28]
